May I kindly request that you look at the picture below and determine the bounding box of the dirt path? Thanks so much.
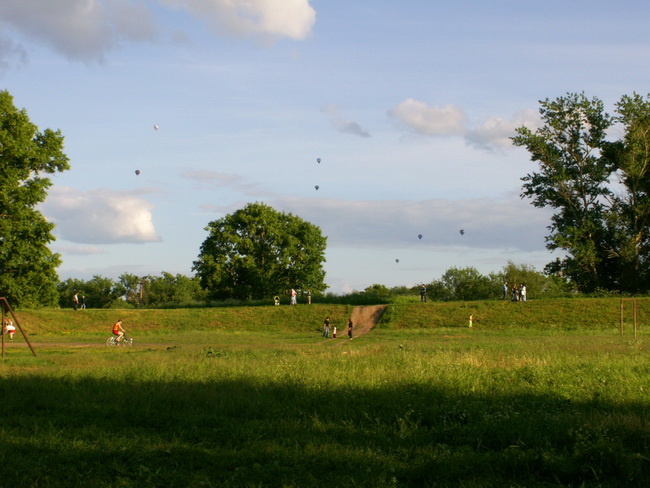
[345,304,386,339]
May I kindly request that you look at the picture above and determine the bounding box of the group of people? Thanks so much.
[503,281,527,302]
[322,317,354,339]
[72,292,87,310]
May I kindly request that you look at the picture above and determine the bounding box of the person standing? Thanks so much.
[502,281,508,300]
[333,326,337,339]
[323,317,331,338]
[73,292,79,311]
[468,314,473,328]
[306,289,312,304]
[520,283,527,302]
[291,288,297,305]
[347,319,353,339]
[420,284,427,302]
[81,295,87,309]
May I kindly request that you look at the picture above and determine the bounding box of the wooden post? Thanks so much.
[1,297,37,358]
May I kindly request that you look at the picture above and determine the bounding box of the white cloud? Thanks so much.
[42,187,161,244]
[322,104,371,138]
[465,109,541,151]
[389,98,541,152]
[388,99,467,136]
[0,0,315,64]
[164,0,316,41]
[0,0,158,62]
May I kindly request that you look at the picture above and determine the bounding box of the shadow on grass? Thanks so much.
[1,376,648,487]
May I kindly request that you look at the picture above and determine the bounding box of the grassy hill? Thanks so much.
[11,296,648,336]
[382,297,650,331]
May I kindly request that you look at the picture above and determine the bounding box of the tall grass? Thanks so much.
[1,321,648,487]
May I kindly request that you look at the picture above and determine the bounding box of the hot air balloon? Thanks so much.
[418,234,423,240]
[153,124,159,130]
[135,170,140,176]
[460,229,465,235]
[315,185,319,190]
[317,158,321,163]
[395,258,400,263]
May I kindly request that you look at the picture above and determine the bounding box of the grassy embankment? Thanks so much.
[1,298,648,487]
[12,296,648,337]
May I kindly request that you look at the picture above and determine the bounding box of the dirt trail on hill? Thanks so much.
[344,304,386,339]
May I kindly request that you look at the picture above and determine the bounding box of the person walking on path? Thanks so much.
[347,319,353,339]
[323,317,331,338]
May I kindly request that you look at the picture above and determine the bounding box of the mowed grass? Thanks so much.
[1,299,649,487]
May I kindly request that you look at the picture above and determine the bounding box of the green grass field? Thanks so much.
[1,298,649,487]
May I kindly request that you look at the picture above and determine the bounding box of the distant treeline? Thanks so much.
[52,262,642,310]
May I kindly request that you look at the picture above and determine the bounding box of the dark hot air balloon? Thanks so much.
[418,234,423,240]
[315,185,319,190]
[460,229,465,235]
[317,158,321,163]
[135,170,140,175]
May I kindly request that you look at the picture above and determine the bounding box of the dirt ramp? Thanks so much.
[348,304,386,338]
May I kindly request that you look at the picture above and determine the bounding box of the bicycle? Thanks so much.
[106,334,134,347]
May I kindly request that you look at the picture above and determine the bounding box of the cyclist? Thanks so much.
[112,319,126,344]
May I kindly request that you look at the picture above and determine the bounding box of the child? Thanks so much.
[3,318,16,341]
[347,319,353,339]
[333,326,337,338]
[468,314,473,328]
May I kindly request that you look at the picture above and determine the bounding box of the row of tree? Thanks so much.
[362,262,569,302]
[57,273,206,309]
[54,262,571,309]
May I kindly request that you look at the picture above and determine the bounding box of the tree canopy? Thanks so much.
[513,92,650,293]
[0,90,70,307]
[193,203,327,300]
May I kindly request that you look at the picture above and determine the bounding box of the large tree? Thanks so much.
[0,91,69,307]
[514,92,650,293]
[512,93,615,292]
[602,93,650,292]
[193,202,327,300]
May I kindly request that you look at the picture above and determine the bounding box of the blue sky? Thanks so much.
[1,0,648,294]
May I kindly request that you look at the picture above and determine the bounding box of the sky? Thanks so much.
[1,0,649,294]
